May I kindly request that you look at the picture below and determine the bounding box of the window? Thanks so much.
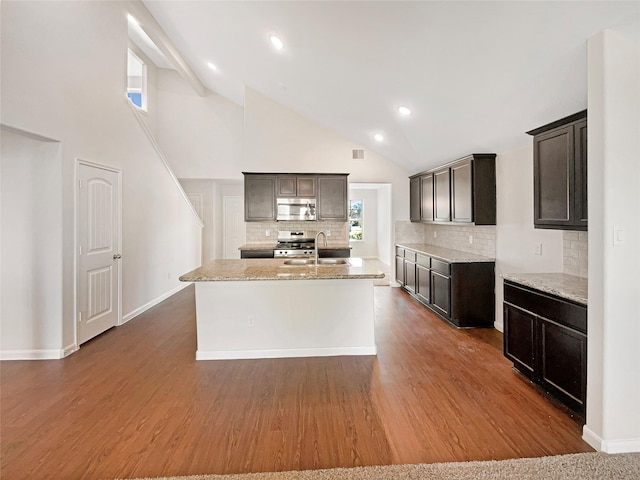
[127,49,146,110]
[349,199,363,240]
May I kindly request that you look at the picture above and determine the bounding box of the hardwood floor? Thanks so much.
[1,285,592,480]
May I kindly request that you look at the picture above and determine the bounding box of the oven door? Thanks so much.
[277,198,316,221]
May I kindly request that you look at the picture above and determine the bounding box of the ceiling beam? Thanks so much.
[127,0,207,97]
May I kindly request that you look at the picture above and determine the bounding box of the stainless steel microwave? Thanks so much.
[277,198,316,221]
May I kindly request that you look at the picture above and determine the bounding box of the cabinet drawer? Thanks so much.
[504,282,586,334]
[431,259,450,276]
[404,251,417,262]
[395,246,405,258]
[417,254,430,268]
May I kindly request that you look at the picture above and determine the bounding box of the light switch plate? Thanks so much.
[613,226,625,246]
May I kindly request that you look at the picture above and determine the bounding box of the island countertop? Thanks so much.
[180,258,384,282]
[238,243,352,251]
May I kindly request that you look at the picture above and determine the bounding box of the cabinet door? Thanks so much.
[296,177,316,197]
[244,175,276,221]
[451,159,473,223]
[416,264,430,304]
[533,125,573,227]
[421,174,434,222]
[409,177,421,222]
[503,303,536,375]
[539,318,587,413]
[574,119,588,227]
[317,176,348,221]
[395,255,405,285]
[404,260,416,293]
[276,175,297,197]
[434,168,451,222]
[430,271,450,317]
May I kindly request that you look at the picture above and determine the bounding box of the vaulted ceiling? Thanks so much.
[141,1,639,173]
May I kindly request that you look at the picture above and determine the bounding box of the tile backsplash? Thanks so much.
[395,221,496,258]
[563,230,588,278]
[246,221,348,245]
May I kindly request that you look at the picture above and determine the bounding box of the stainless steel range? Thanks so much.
[274,230,316,258]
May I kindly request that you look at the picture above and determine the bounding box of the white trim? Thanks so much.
[1,349,63,360]
[121,283,190,324]
[62,344,78,357]
[196,346,377,361]
[583,426,640,453]
[126,100,204,228]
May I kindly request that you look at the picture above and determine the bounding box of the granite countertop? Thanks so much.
[238,243,352,250]
[396,243,495,263]
[502,272,588,306]
[180,257,383,282]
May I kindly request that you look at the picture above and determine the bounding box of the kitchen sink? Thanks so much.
[283,258,349,266]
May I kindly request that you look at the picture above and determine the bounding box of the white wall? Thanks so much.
[1,129,63,356]
[243,88,411,222]
[584,28,640,453]
[494,145,564,331]
[1,1,201,356]
[377,184,392,265]
[157,69,244,179]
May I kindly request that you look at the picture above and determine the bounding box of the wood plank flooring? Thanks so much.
[1,285,592,480]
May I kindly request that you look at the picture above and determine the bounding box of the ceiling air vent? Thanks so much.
[352,149,365,160]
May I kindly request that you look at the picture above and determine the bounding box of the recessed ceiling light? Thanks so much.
[398,106,412,116]
[270,35,284,50]
[207,62,218,71]
[374,133,384,142]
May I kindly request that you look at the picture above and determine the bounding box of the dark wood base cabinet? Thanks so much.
[504,281,587,419]
[395,246,495,328]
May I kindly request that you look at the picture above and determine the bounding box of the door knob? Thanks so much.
[113,254,122,260]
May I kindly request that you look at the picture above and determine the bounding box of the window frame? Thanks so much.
[349,199,364,241]
[127,49,147,112]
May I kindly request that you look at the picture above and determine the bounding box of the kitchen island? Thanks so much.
[179,258,384,360]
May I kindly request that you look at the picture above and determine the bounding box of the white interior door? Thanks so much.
[223,196,244,259]
[78,162,121,344]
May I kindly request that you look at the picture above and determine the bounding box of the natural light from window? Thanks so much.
[349,199,363,240]
[127,49,146,110]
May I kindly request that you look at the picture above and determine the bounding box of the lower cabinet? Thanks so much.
[395,245,494,328]
[240,249,274,259]
[504,281,587,418]
[319,248,351,258]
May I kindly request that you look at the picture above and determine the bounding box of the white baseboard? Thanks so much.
[62,344,78,357]
[583,425,640,453]
[1,349,63,360]
[121,283,189,324]
[196,346,377,361]
[494,321,504,333]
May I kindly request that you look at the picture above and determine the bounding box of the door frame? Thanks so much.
[75,158,123,350]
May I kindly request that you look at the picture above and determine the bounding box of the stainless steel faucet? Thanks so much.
[315,231,327,266]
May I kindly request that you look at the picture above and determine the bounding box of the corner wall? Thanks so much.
[584,28,640,453]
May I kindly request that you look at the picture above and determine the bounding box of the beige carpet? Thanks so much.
[121,452,640,480]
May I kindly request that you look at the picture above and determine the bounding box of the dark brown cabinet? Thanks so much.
[244,173,347,222]
[277,175,316,198]
[409,177,421,222]
[317,175,348,221]
[243,174,276,221]
[433,168,451,222]
[395,245,495,328]
[504,280,587,418]
[527,110,587,231]
[409,154,496,226]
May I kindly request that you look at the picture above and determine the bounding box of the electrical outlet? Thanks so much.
[326,230,331,236]
[433,231,437,238]
[167,272,172,280]
[247,315,255,328]
[468,235,473,244]
[535,243,543,255]
[265,229,270,237]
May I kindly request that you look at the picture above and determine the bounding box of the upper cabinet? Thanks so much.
[409,177,421,222]
[276,175,316,198]
[317,175,348,221]
[527,110,587,231]
[244,174,276,222]
[244,173,348,222]
[409,154,496,226]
